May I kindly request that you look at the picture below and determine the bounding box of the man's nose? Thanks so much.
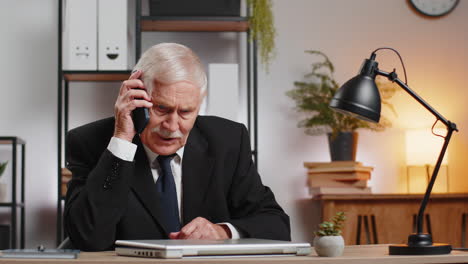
[162,112,179,132]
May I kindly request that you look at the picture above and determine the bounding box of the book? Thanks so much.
[61,168,72,196]
[307,165,373,174]
[307,177,368,188]
[309,187,372,196]
[307,171,371,181]
[304,161,362,169]
[61,168,72,176]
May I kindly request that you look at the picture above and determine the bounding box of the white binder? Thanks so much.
[98,0,132,70]
[63,0,97,70]
[207,64,239,121]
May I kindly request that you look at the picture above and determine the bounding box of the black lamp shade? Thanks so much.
[329,74,381,123]
[329,57,382,123]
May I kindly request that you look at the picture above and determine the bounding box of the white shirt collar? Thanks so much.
[142,144,185,166]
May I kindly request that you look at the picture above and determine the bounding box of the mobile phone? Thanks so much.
[131,88,150,134]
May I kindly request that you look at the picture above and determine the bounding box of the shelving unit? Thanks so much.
[0,136,26,249]
[57,0,258,245]
[63,71,132,82]
[140,16,249,32]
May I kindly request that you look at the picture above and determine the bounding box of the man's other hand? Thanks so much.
[169,217,231,240]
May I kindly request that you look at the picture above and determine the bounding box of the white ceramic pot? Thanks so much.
[313,235,345,257]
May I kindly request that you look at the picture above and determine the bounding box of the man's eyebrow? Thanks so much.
[180,107,195,111]
[153,100,175,107]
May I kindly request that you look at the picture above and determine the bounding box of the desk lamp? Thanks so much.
[329,47,458,255]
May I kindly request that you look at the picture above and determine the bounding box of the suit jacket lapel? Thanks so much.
[182,124,214,225]
[130,136,169,235]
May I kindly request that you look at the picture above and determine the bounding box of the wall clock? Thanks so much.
[409,0,459,17]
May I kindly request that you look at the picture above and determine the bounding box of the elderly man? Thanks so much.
[64,43,290,251]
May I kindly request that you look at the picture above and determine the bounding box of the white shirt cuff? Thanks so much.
[107,137,137,162]
[219,222,242,239]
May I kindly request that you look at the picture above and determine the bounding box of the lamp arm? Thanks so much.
[376,68,459,235]
[376,69,453,127]
[415,127,455,233]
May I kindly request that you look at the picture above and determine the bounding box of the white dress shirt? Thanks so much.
[107,136,241,239]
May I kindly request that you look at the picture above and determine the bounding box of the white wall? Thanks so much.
[0,0,58,248]
[264,0,468,242]
[0,0,467,247]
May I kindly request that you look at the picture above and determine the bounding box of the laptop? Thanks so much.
[115,238,311,259]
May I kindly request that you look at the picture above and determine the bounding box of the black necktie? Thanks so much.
[155,154,181,233]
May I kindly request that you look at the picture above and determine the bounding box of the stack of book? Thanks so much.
[304,161,373,196]
[61,168,72,197]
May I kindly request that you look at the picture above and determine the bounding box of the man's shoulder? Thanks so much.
[66,117,115,158]
[195,115,245,133]
[68,117,115,139]
[192,116,247,148]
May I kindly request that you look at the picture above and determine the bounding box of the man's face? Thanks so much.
[140,81,201,155]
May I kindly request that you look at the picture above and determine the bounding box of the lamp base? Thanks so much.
[389,233,451,255]
[389,243,452,255]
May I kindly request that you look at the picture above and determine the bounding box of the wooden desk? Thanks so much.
[311,193,468,246]
[1,245,468,263]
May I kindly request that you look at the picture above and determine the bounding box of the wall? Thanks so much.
[0,0,467,247]
[265,0,468,242]
[0,0,58,248]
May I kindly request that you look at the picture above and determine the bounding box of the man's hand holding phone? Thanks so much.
[113,70,152,142]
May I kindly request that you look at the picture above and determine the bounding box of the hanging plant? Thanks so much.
[248,0,276,71]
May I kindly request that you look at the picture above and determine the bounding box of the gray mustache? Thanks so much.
[151,126,183,138]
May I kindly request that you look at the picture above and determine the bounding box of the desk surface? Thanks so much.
[1,245,468,264]
[312,193,468,201]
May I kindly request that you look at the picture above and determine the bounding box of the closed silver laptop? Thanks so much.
[115,238,311,259]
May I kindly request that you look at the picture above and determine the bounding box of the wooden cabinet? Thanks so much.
[311,193,468,247]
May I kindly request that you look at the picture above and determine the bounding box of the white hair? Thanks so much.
[133,43,207,96]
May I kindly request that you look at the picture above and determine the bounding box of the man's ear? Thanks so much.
[200,89,207,103]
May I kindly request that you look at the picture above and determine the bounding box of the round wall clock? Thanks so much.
[409,0,459,17]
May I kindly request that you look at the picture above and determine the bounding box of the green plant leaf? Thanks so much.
[248,0,276,71]
[286,50,398,135]
[0,161,8,177]
[315,212,346,237]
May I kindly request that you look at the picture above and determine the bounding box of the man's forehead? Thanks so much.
[152,88,199,98]
[152,86,200,106]
[154,80,199,91]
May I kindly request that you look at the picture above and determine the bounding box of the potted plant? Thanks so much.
[0,161,8,202]
[247,0,276,71]
[314,211,346,257]
[286,50,397,161]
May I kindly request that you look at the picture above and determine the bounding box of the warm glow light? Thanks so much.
[405,128,449,193]
[407,166,448,193]
[405,129,448,166]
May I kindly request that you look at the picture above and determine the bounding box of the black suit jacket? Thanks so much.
[64,116,290,251]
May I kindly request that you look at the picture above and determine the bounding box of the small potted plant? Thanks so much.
[314,211,346,257]
[0,161,8,202]
[286,50,398,161]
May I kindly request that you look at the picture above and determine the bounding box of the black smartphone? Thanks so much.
[131,88,150,134]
